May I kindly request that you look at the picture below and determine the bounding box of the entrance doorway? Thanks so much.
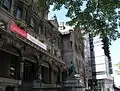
[23,60,36,82]
[5,86,15,91]
[0,50,20,79]
[41,66,50,84]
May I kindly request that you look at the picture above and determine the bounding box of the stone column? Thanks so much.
[56,67,61,84]
[33,54,43,88]
[59,69,62,84]
[34,55,42,88]
[37,61,42,83]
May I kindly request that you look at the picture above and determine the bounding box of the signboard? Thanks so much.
[9,21,27,38]
[27,34,47,50]
[9,21,47,50]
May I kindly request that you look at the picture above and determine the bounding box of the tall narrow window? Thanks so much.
[39,25,43,34]
[3,0,12,11]
[30,18,34,29]
[38,26,41,34]
[16,8,22,19]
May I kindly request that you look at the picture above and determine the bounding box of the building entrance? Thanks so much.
[5,86,15,91]
[0,49,20,79]
[23,60,36,82]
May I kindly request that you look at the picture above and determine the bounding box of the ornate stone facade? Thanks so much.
[0,0,66,91]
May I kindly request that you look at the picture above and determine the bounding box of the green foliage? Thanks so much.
[37,0,120,42]
[36,0,50,11]
[15,20,26,30]
[115,62,120,75]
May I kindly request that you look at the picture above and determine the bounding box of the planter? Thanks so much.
[15,20,27,30]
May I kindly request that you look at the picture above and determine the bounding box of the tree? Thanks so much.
[115,62,120,75]
[37,0,120,42]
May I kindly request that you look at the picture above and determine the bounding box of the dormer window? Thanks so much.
[3,0,12,11]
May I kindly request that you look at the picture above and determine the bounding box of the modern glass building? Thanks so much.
[84,34,113,91]
[93,36,113,91]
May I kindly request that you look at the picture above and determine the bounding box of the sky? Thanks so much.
[48,6,70,23]
[48,6,120,86]
[110,39,120,87]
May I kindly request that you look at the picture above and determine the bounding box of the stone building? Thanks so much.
[0,0,67,91]
[60,27,86,91]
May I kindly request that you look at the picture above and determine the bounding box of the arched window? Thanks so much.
[3,0,12,11]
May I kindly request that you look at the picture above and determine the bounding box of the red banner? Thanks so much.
[9,21,47,50]
[9,21,27,38]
